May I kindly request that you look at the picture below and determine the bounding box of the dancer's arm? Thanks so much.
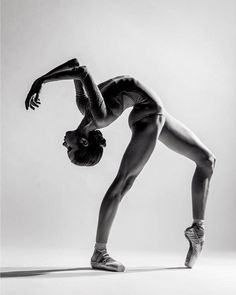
[25,65,107,126]
[44,59,89,115]
[25,58,88,115]
[43,58,79,75]
[74,80,88,115]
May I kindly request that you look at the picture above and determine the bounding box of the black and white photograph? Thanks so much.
[1,0,236,294]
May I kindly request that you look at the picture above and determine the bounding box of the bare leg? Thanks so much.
[96,116,164,242]
[159,112,216,220]
[91,114,165,271]
[159,112,216,267]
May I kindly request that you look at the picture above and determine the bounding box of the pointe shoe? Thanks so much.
[184,223,205,268]
[91,248,125,272]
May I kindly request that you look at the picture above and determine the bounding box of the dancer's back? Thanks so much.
[98,75,164,128]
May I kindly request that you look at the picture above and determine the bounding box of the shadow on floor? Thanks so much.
[0,266,188,278]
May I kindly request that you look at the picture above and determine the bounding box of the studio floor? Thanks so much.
[1,251,236,295]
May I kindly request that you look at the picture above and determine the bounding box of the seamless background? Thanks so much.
[1,0,236,263]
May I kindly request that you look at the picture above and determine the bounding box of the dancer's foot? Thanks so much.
[91,248,125,272]
[184,223,205,268]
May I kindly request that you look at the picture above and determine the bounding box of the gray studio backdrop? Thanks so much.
[1,0,236,261]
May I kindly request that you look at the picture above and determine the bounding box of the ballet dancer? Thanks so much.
[25,58,216,272]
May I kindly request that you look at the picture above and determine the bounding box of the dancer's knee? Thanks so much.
[197,152,216,177]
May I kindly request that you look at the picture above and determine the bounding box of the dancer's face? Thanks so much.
[63,130,88,162]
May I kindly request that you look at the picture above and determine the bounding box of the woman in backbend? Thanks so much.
[25,58,216,272]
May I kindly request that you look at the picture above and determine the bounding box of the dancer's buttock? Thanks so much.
[98,76,164,128]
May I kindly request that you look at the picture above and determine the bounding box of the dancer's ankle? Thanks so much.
[95,242,107,251]
[193,219,205,228]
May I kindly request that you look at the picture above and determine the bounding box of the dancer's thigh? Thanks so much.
[117,115,159,180]
[159,112,213,163]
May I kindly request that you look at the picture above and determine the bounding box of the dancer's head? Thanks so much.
[63,129,106,166]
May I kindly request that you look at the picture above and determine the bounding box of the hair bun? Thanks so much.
[90,130,106,147]
[99,137,106,147]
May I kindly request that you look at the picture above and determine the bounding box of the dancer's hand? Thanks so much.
[25,78,43,110]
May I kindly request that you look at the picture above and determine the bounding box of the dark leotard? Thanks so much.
[98,75,164,128]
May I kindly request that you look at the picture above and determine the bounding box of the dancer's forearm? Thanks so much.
[36,59,88,114]
[39,67,107,124]
[40,69,79,83]
[44,58,79,76]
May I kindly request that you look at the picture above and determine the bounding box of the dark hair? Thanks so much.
[72,130,106,166]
